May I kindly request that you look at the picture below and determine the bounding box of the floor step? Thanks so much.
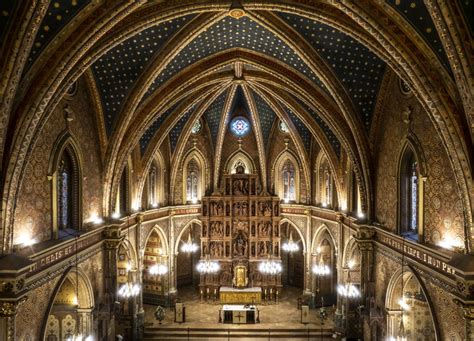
[144,327,334,340]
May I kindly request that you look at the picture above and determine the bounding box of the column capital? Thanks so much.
[0,297,27,317]
[453,299,474,320]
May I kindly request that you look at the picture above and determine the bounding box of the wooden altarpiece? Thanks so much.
[199,171,282,300]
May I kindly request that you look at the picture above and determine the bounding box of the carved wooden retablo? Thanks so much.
[200,172,282,297]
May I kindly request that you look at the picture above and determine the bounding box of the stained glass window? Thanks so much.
[148,165,157,207]
[58,153,73,229]
[191,120,201,134]
[230,116,250,136]
[279,120,289,133]
[186,159,199,202]
[324,167,332,207]
[283,160,295,201]
[410,161,418,230]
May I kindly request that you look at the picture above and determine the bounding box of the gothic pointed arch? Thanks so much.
[48,132,83,238]
[42,267,95,340]
[143,153,165,209]
[272,151,301,203]
[178,149,208,205]
[224,150,256,175]
[315,151,338,209]
[385,266,439,340]
[397,135,427,242]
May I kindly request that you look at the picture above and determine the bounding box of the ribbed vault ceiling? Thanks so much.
[3,1,463,199]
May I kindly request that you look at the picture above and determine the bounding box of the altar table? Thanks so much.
[219,286,262,304]
[221,304,258,324]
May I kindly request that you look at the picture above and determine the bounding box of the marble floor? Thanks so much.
[144,286,336,338]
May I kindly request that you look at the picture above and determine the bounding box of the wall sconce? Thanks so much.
[437,234,463,251]
[88,212,103,225]
[16,233,36,247]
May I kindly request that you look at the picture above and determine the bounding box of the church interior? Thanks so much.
[0,1,472,340]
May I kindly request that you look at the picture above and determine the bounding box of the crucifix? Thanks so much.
[235,311,246,324]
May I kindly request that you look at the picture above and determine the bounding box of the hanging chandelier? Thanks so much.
[117,271,141,299]
[117,218,141,299]
[282,231,299,252]
[181,233,198,253]
[117,281,141,298]
[196,254,220,273]
[66,335,94,341]
[337,267,360,298]
[149,263,169,276]
[337,282,360,298]
[258,254,282,275]
[312,253,331,276]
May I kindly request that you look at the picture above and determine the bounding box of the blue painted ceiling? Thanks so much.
[143,16,326,100]
[0,1,17,50]
[204,89,229,149]
[169,104,197,152]
[25,0,90,72]
[386,0,451,72]
[19,5,457,161]
[92,15,194,136]
[250,89,276,149]
[282,104,312,154]
[139,103,179,155]
[458,0,473,32]
[278,12,386,130]
[293,96,342,157]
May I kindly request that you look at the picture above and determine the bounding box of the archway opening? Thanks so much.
[386,270,436,340]
[312,229,337,307]
[280,222,304,289]
[44,270,94,341]
[176,222,201,291]
[143,230,169,305]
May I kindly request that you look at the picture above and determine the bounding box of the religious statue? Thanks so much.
[242,202,248,216]
[232,223,249,257]
[259,201,272,216]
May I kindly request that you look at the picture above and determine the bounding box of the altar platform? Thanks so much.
[221,304,258,324]
[219,286,261,304]
[144,286,336,340]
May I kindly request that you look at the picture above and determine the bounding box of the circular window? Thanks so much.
[399,78,411,96]
[230,116,250,136]
[279,120,289,133]
[191,120,202,134]
[65,81,77,98]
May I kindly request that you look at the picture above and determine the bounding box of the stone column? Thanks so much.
[103,224,124,338]
[354,225,375,307]
[334,213,345,330]
[77,308,93,338]
[0,298,26,341]
[168,214,177,305]
[134,214,144,339]
[303,209,312,298]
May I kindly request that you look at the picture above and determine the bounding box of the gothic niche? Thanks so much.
[200,172,281,296]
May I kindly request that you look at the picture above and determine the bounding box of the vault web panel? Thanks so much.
[204,90,228,149]
[387,0,452,72]
[169,105,196,152]
[279,12,386,130]
[144,16,327,99]
[92,15,194,136]
[283,105,311,154]
[251,90,276,149]
[25,0,91,72]
[139,103,179,155]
